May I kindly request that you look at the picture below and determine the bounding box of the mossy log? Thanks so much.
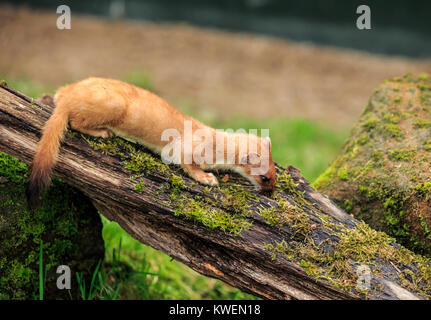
[0,152,105,299]
[315,73,431,258]
[1,83,430,300]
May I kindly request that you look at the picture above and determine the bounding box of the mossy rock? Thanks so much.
[314,73,431,257]
[0,152,104,299]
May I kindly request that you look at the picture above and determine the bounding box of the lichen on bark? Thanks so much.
[315,73,431,257]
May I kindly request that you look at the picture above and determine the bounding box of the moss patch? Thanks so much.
[388,149,415,161]
[315,73,431,257]
[258,197,311,237]
[173,194,252,235]
[0,152,104,299]
[265,220,431,298]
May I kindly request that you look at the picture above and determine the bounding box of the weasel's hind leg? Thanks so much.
[66,90,127,139]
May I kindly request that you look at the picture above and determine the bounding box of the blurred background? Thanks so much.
[1,0,430,299]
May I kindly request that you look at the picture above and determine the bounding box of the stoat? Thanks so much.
[27,77,276,204]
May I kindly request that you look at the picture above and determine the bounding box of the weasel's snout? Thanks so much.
[260,185,275,193]
[257,178,276,193]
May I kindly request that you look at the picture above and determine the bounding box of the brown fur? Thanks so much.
[27,77,276,205]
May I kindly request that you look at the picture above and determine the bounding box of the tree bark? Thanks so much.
[0,83,430,300]
[315,73,431,257]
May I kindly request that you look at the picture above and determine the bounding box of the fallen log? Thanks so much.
[0,82,430,300]
[315,73,431,257]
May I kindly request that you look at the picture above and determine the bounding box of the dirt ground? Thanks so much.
[1,4,430,127]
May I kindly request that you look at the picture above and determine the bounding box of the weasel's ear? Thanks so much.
[241,153,261,165]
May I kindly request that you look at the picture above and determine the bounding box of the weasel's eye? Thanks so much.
[260,175,270,182]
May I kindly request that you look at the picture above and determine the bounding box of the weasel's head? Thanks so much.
[238,136,276,193]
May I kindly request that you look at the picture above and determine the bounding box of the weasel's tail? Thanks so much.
[26,105,69,207]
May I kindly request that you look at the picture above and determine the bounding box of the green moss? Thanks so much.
[414,119,431,129]
[173,195,251,235]
[401,112,414,119]
[219,183,257,216]
[357,175,409,238]
[275,170,309,207]
[423,139,431,151]
[418,84,431,91]
[134,178,146,193]
[258,198,311,236]
[381,123,405,140]
[123,150,168,175]
[265,220,431,298]
[419,74,431,81]
[316,74,431,258]
[169,174,186,193]
[383,114,401,124]
[0,152,103,299]
[420,93,431,106]
[277,170,304,197]
[415,182,431,201]
[358,183,377,200]
[361,118,380,131]
[371,150,384,162]
[0,153,28,184]
[388,149,415,161]
[393,97,402,104]
[343,200,353,213]
[356,133,370,145]
[83,134,179,200]
[419,214,431,236]
[361,174,427,251]
[202,186,211,195]
[312,166,335,190]
[83,135,121,156]
[83,135,169,175]
[277,170,298,193]
[383,197,406,234]
[337,167,349,181]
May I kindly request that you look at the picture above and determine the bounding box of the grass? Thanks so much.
[1,76,54,98]
[3,73,348,300]
[39,241,43,301]
[102,217,257,299]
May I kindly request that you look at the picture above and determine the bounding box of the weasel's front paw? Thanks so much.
[198,172,219,186]
[101,129,114,139]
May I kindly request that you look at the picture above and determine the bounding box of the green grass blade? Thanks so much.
[88,259,102,300]
[39,240,43,300]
